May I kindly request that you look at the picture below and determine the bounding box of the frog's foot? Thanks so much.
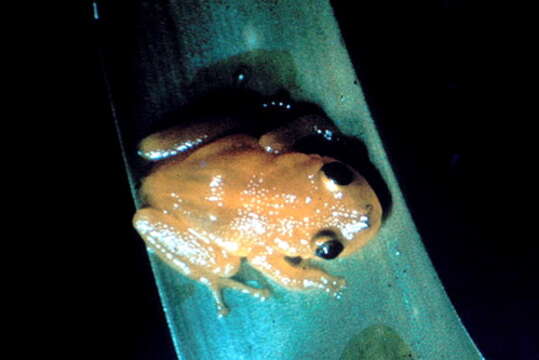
[207,277,270,317]
[258,114,340,154]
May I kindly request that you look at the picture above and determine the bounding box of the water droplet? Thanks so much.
[233,65,250,86]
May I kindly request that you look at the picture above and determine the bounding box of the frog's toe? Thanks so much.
[254,288,271,301]
[329,287,345,300]
[206,280,231,317]
[232,281,270,301]
[216,304,230,318]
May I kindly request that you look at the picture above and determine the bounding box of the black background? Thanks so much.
[72,1,537,359]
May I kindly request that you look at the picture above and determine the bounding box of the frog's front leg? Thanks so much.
[247,248,346,298]
[133,208,269,316]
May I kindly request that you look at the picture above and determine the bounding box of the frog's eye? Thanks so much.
[314,230,344,260]
[315,240,344,260]
[321,162,354,185]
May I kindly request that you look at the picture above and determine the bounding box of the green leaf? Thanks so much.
[106,0,484,359]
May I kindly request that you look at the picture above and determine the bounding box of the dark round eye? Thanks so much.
[315,240,344,260]
[321,162,354,185]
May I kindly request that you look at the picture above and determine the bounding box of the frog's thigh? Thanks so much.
[184,134,260,163]
[137,117,241,161]
[133,208,269,315]
[133,208,240,278]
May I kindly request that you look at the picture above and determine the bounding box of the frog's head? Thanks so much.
[308,160,383,261]
[256,153,382,260]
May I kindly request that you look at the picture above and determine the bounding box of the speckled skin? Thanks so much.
[133,119,382,316]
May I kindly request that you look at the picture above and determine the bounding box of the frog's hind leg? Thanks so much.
[133,208,269,316]
[258,114,340,154]
[137,117,242,161]
[206,278,270,317]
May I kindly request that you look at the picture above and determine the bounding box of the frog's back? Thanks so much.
[139,135,275,230]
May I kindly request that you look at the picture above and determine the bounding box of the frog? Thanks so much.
[132,107,383,317]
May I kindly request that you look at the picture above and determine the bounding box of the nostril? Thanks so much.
[315,240,344,260]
